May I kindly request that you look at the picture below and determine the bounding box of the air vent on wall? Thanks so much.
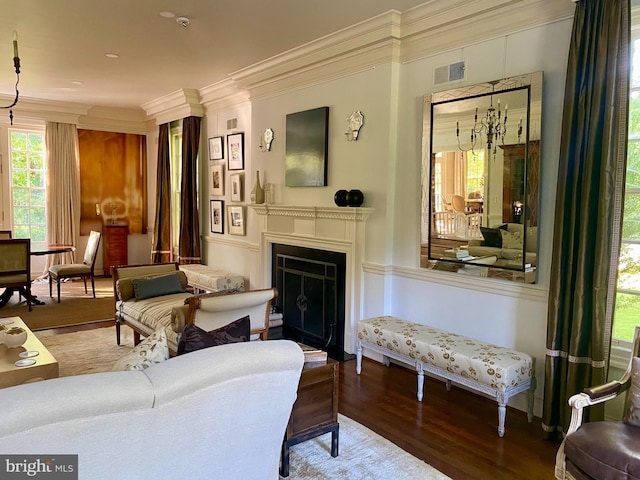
[227,118,238,130]
[434,61,465,85]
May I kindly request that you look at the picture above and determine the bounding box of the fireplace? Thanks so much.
[271,243,349,360]
[252,204,373,361]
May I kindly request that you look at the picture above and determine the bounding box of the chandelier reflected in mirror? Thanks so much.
[1,31,21,125]
[455,81,523,157]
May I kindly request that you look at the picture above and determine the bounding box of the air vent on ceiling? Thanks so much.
[434,61,465,85]
[227,118,238,130]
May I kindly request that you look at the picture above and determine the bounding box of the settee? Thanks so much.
[112,263,275,353]
[0,340,304,480]
[467,222,538,266]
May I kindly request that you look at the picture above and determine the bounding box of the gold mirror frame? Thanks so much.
[420,72,542,283]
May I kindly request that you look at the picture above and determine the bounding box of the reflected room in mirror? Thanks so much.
[420,72,542,283]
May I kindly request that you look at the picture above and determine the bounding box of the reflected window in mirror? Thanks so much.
[420,72,542,283]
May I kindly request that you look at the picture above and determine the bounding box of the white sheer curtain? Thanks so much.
[44,122,81,271]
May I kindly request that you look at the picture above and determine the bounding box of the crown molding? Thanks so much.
[199,78,251,112]
[1,95,91,124]
[77,106,150,134]
[141,88,204,125]
[213,0,574,100]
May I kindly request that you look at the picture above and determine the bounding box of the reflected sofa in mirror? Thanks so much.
[420,72,542,283]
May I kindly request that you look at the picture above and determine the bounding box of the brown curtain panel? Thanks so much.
[542,0,629,439]
[178,116,202,265]
[151,123,172,264]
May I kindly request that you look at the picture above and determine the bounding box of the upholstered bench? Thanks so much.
[356,316,536,437]
[179,264,245,293]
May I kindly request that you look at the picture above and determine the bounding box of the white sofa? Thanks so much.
[0,340,304,480]
[467,222,538,266]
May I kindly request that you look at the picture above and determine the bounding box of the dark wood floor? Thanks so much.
[339,357,560,480]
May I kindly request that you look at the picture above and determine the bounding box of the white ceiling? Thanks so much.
[0,0,429,111]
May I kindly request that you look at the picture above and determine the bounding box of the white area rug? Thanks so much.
[285,414,451,480]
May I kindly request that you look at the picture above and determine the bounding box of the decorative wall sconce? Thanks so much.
[2,31,21,125]
[258,128,274,151]
[345,111,364,141]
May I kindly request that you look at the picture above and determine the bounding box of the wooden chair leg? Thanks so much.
[57,279,61,303]
[91,276,96,298]
[83,277,87,294]
[49,275,52,297]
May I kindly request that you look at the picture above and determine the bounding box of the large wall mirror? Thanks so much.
[420,72,542,283]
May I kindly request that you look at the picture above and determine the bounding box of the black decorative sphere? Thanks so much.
[347,189,364,207]
[334,189,348,207]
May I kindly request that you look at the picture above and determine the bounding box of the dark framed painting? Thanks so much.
[285,106,329,186]
[227,133,245,170]
[210,200,224,234]
[209,136,224,160]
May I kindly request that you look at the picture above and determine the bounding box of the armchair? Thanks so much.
[0,239,31,311]
[555,326,640,479]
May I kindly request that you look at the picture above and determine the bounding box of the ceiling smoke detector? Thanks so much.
[176,16,190,27]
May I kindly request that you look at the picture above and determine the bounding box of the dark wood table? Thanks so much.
[0,244,75,307]
[280,357,339,477]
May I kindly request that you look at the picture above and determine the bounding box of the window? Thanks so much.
[465,150,485,198]
[614,31,640,344]
[9,130,46,242]
[169,124,182,254]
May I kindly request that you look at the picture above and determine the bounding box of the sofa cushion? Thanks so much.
[177,316,250,355]
[500,229,523,249]
[480,227,502,248]
[112,327,170,371]
[131,273,185,300]
[624,357,640,427]
[116,271,188,302]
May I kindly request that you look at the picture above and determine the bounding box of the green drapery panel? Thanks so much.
[542,0,629,439]
[178,116,202,265]
[151,123,172,264]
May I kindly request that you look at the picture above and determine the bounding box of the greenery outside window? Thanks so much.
[9,129,46,242]
[614,32,640,344]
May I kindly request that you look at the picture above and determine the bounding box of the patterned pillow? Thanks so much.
[177,316,250,355]
[623,357,640,427]
[112,327,170,371]
[500,229,523,249]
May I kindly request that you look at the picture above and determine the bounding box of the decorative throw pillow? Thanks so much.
[500,229,523,249]
[623,357,640,427]
[479,227,503,248]
[112,327,170,371]
[131,273,185,300]
[177,315,250,355]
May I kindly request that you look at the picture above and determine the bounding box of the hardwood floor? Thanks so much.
[339,357,560,480]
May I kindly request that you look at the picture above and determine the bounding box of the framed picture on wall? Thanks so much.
[228,205,245,235]
[209,164,224,196]
[209,136,224,160]
[230,173,243,202]
[210,200,224,234]
[227,133,244,170]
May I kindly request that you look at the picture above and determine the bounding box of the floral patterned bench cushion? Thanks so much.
[357,316,533,393]
[179,265,245,292]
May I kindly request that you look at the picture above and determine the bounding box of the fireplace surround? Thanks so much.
[252,205,373,358]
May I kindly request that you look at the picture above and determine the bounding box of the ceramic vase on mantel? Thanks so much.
[251,170,265,204]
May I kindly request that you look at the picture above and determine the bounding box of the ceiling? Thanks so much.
[0,0,429,111]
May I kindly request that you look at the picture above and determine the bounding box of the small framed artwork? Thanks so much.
[210,200,224,234]
[230,173,243,202]
[209,136,224,160]
[228,205,245,235]
[209,164,224,196]
[227,132,245,170]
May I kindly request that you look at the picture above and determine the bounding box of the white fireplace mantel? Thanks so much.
[251,204,373,354]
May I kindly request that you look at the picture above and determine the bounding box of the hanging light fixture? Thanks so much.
[456,81,522,157]
[1,31,21,125]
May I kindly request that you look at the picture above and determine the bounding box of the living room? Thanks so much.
[0,1,638,479]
